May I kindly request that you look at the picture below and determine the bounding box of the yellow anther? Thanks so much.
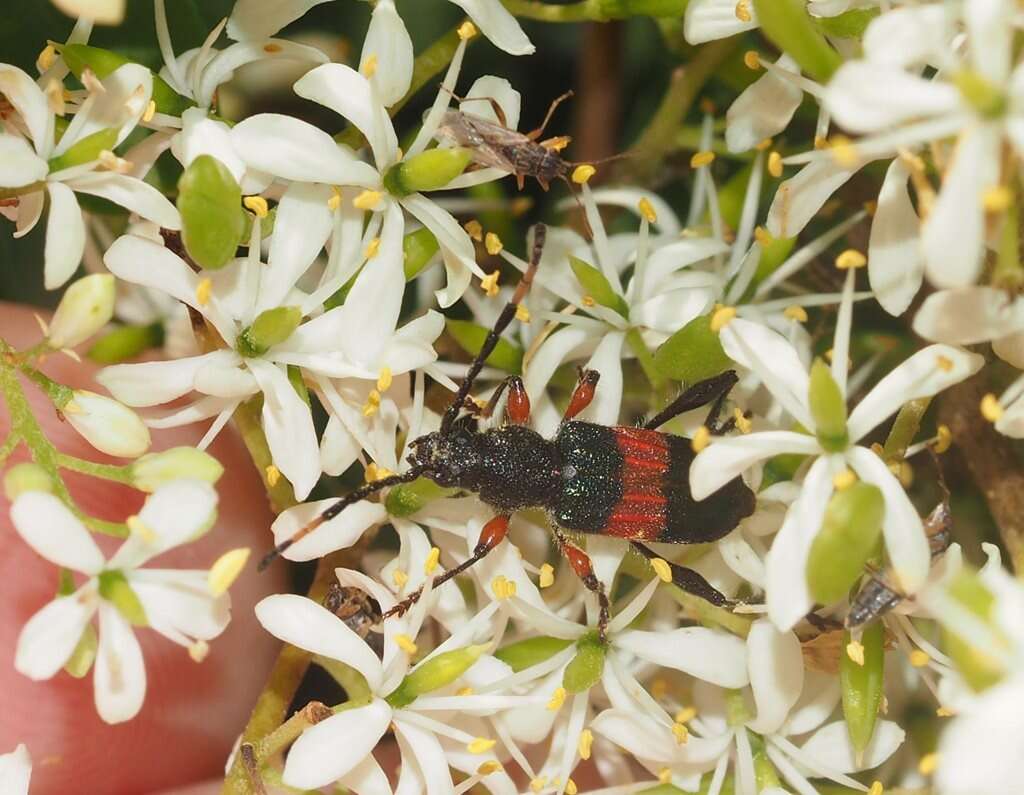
[691,425,711,453]
[578,728,593,760]
[650,678,669,699]
[327,187,342,211]
[934,424,952,454]
[480,271,500,297]
[658,768,672,785]
[651,557,673,583]
[671,722,689,744]
[547,686,566,711]
[259,42,282,53]
[539,562,555,588]
[566,779,578,795]
[243,195,269,218]
[377,367,393,393]
[365,237,381,259]
[581,295,596,307]
[196,277,212,306]
[733,408,752,434]
[918,753,938,776]
[753,226,772,246]
[833,469,857,491]
[99,150,131,173]
[675,707,697,724]
[142,99,156,123]
[936,355,953,372]
[710,305,736,332]
[187,639,210,662]
[265,465,281,487]
[395,634,418,655]
[424,546,441,575]
[638,197,658,223]
[530,777,547,793]
[464,219,483,241]
[784,305,808,323]
[909,649,931,668]
[44,77,65,115]
[390,568,409,589]
[491,575,517,600]
[366,462,395,482]
[981,393,1004,422]
[936,706,955,717]
[835,248,867,270]
[126,514,157,543]
[485,232,503,255]
[515,304,531,323]
[37,43,58,71]
[983,185,1012,213]
[361,54,378,77]
[456,686,474,696]
[690,151,716,168]
[734,0,752,21]
[868,782,884,795]
[754,137,773,151]
[353,189,383,211]
[467,737,496,754]
[768,151,783,178]
[572,164,596,184]
[814,135,829,150]
[362,389,382,417]
[208,548,251,597]
[846,640,866,666]
[458,21,478,40]
[830,136,860,168]
[743,50,761,70]
[863,199,878,216]
[477,761,502,775]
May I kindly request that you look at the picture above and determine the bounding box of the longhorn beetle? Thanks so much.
[259,224,755,640]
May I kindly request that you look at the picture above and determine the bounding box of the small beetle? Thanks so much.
[261,224,754,639]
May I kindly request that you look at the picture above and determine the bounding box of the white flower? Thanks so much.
[0,62,180,288]
[10,481,229,723]
[690,273,983,630]
[46,272,115,349]
[684,0,876,44]
[0,744,31,795]
[65,389,151,458]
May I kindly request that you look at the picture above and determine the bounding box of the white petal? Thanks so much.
[64,390,151,458]
[766,158,859,239]
[272,499,387,561]
[862,5,949,68]
[129,571,230,643]
[616,627,749,687]
[320,414,361,477]
[0,134,47,187]
[94,602,146,724]
[282,699,391,789]
[12,188,44,238]
[846,446,930,593]
[259,182,333,312]
[56,64,151,156]
[690,432,819,501]
[868,158,922,316]
[361,0,413,106]
[393,717,455,795]
[579,332,624,425]
[992,330,1024,369]
[463,76,522,133]
[913,286,1024,344]
[98,350,241,407]
[197,39,329,109]
[44,181,86,290]
[448,0,535,55]
[966,0,1013,84]
[380,311,445,374]
[15,591,96,679]
[922,124,1000,288]
[11,492,105,573]
[401,193,482,307]
[0,744,32,794]
[684,0,758,44]
[171,107,247,183]
[726,56,803,153]
[338,754,393,795]
[746,619,803,734]
[255,594,385,689]
[784,669,841,736]
[847,345,984,442]
[247,359,321,500]
[65,171,181,229]
[798,719,904,772]
[0,64,53,156]
[227,0,331,39]
[230,113,380,186]
[825,62,960,133]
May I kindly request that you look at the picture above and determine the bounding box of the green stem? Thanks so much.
[882,397,931,462]
[0,432,20,466]
[256,700,333,760]
[57,453,133,484]
[232,397,297,514]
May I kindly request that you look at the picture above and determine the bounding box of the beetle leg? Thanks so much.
[526,90,574,141]
[563,369,600,421]
[553,526,611,642]
[630,542,732,607]
[479,376,531,424]
[442,88,509,128]
[643,370,739,431]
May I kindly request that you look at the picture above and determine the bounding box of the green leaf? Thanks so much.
[808,359,849,452]
[816,7,880,38]
[62,43,193,115]
[569,256,629,317]
[404,227,440,280]
[447,318,523,373]
[47,127,119,173]
[752,0,843,82]
[494,636,574,672]
[841,623,884,757]
[563,632,606,693]
[386,476,458,517]
[87,322,165,364]
[653,313,732,384]
[176,154,245,270]
[806,483,884,604]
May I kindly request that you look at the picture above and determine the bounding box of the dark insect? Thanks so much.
[323,583,384,657]
[260,224,755,639]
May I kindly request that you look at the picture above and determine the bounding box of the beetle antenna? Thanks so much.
[257,465,429,571]
[559,177,595,240]
[439,223,546,434]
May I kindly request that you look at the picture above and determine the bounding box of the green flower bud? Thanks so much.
[808,359,848,451]
[383,148,473,197]
[386,644,488,708]
[494,636,574,672]
[47,274,116,349]
[954,71,1007,119]
[841,623,884,757]
[943,570,1005,691]
[3,462,55,501]
[62,43,193,116]
[752,233,797,287]
[569,256,629,318]
[404,228,440,280]
[97,570,148,626]
[64,623,98,678]
[87,322,165,364]
[129,446,224,492]
[47,127,119,173]
[563,631,606,694]
[653,313,732,385]
[177,154,245,270]
[65,390,151,458]
[236,306,303,357]
[806,482,884,604]
[386,476,458,517]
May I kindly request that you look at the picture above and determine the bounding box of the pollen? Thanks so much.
[515,304,531,323]
[671,722,689,744]
[768,151,783,178]
[981,393,1004,422]
[650,678,669,699]
[207,548,251,596]
[829,136,859,168]
[982,185,1012,213]
[936,354,954,372]
[243,195,269,218]
[675,706,697,723]
[835,248,867,270]
[377,366,393,392]
[658,768,672,785]
[582,295,596,307]
[753,226,771,245]
[480,271,500,297]
[833,469,857,491]
[846,639,866,666]
[458,21,478,40]
[362,389,382,417]
[424,546,441,575]
[395,634,418,655]
[572,164,596,184]
[578,728,593,760]
[491,575,517,600]
[934,424,952,454]
[37,43,57,71]
[188,639,210,662]
[365,237,381,259]
[361,54,378,77]
[691,426,711,453]
[734,408,752,434]
[547,686,566,711]
[353,189,383,211]
[367,462,395,482]
[327,187,342,210]
[638,197,658,223]
[784,305,808,323]
[690,151,716,168]
[142,99,156,123]
[566,778,578,795]
[477,761,502,775]
[196,277,212,306]
[265,465,281,487]
[868,782,884,795]
[485,232,504,255]
[814,135,829,150]
[530,777,547,793]
[457,686,474,696]
[936,706,955,717]
[918,753,938,776]
[651,557,673,583]
[464,219,484,241]
[743,50,761,70]
[734,0,752,21]
[910,649,931,667]
[392,568,409,588]
[755,137,772,151]
[710,305,736,332]
[126,514,157,543]
[467,737,496,754]
[539,562,555,588]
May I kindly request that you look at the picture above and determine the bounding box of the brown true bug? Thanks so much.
[323,583,384,657]
[260,223,754,640]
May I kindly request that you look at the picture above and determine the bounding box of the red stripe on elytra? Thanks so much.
[604,514,663,540]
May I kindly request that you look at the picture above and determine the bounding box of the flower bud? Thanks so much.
[841,623,884,757]
[563,631,606,694]
[97,570,148,626]
[385,476,457,517]
[942,570,1005,691]
[88,322,164,364]
[653,313,732,385]
[404,228,440,280]
[65,390,151,458]
[806,482,883,605]
[808,358,848,451]
[383,148,474,196]
[47,274,116,349]
[236,306,303,357]
[494,636,574,672]
[129,446,224,492]
[3,462,55,501]
[47,127,119,174]
[386,644,488,707]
